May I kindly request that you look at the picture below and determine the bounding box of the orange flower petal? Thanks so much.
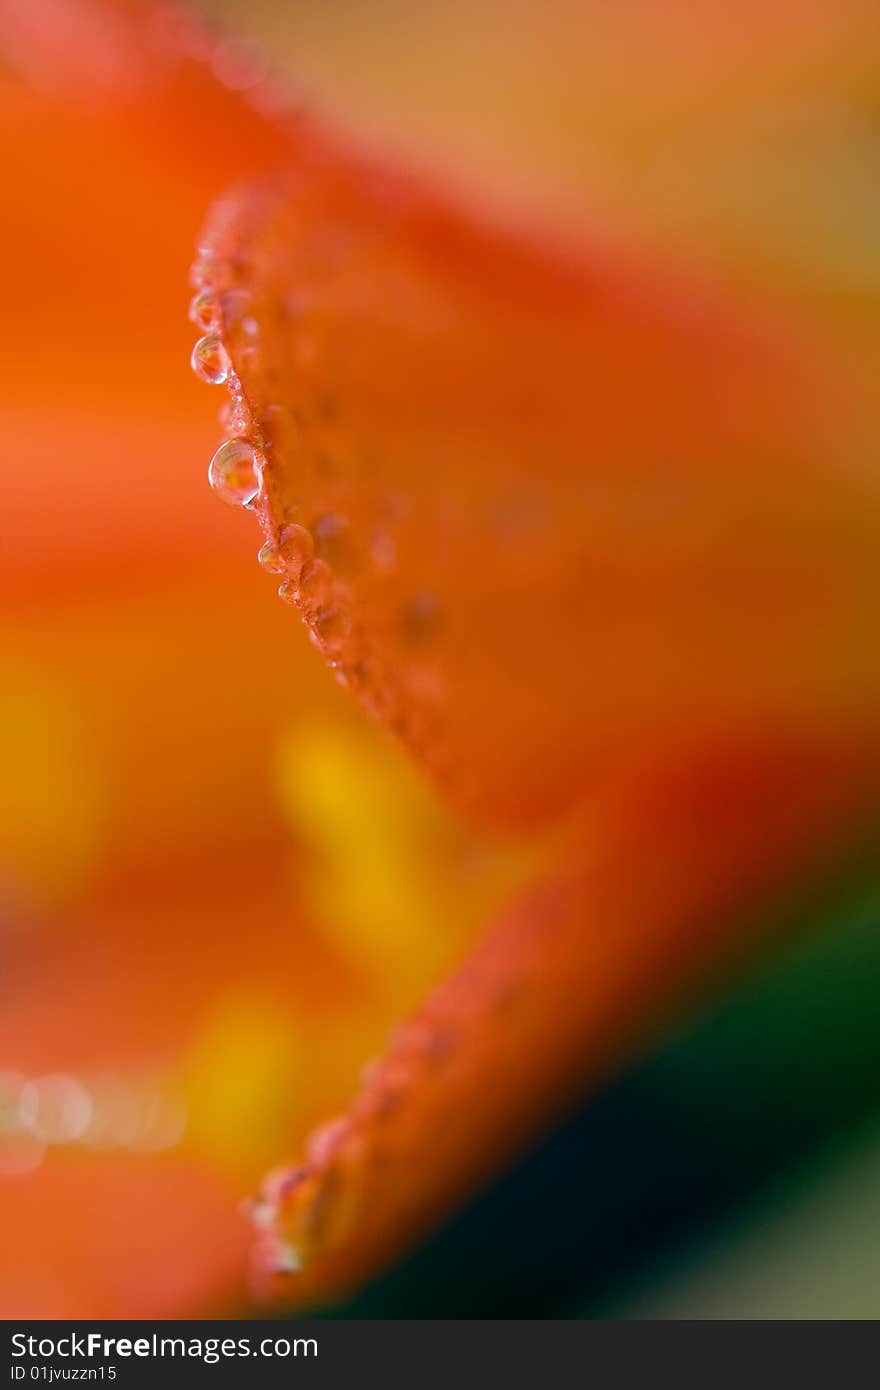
[195,159,880,825]
[253,749,878,1305]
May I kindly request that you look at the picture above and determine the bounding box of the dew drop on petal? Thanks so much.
[271,1240,303,1274]
[188,249,215,289]
[305,1117,350,1166]
[208,438,263,508]
[191,334,229,384]
[298,559,333,615]
[247,1196,275,1231]
[278,580,298,605]
[278,523,315,579]
[311,605,352,653]
[257,540,285,574]
[188,288,219,331]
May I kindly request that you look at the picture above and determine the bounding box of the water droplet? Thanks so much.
[311,605,352,654]
[271,1240,302,1275]
[298,560,333,615]
[345,658,373,695]
[217,399,249,438]
[278,580,298,605]
[191,335,229,384]
[188,288,219,331]
[248,1196,274,1231]
[257,540,285,574]
[306,1117,350,1166]
[188,246,217,289]
[278,524,314,579]
[356,1087,400,1121]
[208,438,263,508]
[262,1163,307,1206]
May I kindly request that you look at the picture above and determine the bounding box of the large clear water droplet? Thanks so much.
[191,334,229,384]
[208,438,263,508]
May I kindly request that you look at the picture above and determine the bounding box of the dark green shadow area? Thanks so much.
[309,845,880,1317]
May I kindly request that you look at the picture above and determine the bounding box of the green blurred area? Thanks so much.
[313,848,880,1317]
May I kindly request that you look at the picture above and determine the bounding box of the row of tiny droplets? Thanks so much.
[189,224,443,770]
[172,6,443,748]
[188,244,355,666]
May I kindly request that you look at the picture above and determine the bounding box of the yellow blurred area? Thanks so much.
[276,723,543,1002]
[0,537,535,1309]
[177,720,539,1175]
[184,993,303,1172]
[0,593,532,1084]
[0,674,106,908]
